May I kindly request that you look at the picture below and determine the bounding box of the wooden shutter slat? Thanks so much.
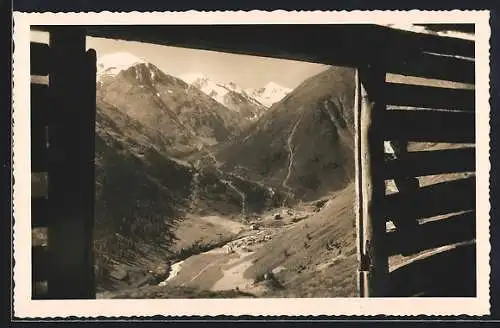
[385,147,475,178]
[386,211,475,256]
[384,110,475,143]
[385,82,475,112]
[386,52,474,85]
[385,176,475,220]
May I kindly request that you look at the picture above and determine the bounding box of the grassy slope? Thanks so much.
[244,184,357,297]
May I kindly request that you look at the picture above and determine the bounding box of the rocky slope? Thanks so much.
[97,54,245,157]
[215,66,356,202]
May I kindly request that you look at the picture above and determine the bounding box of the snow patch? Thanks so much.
[97,52,147,79]
[179,73,232,108]
[245,82,292,108]
[179,72,289,116]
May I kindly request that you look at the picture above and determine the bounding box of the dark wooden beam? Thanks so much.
[31,83,50,124]
[388,242,476,297]
[31,83,50,172]
[32,245,50,282]
[385,176,476,220]
[31,27,475,84]
[47,28,96,299]
[30,42,51,76]
[387,52,474,84]
[414,23,475,34]
[35,24,475,67]
[384,110,475,143]
[32,197,49,228]
[385,147,475,179]
[31,124,47,173]
[385,82,475,112]
[386,211,476,256]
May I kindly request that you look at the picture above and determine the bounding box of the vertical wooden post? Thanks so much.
[354,69,365,297]
[47,28,96,299]
[356,65,389,297]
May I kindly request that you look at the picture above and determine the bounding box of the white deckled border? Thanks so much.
[12,10,491,318]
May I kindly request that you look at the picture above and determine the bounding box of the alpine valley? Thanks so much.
[85,52,364,298]
[28,50,365,298]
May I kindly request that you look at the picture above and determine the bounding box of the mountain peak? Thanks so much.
[179,72,210,85]
[179,72,267,118]
[97,52,148,78]
[246,82,292,107]
[179,72,226,103]
[264,81,289,90]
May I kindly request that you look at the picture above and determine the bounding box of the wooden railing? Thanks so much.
[30,28,96,299]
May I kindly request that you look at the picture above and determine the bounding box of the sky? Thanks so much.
[31,30,329,90]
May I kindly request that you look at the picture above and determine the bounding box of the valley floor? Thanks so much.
[97,184,359,299]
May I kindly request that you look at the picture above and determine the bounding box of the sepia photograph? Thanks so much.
[12,10,491,317]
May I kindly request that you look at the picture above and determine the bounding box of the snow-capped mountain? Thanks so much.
[97,52,148,80]
[180,73,238,105]
[245,82,292,108]
[180,73,267,120]
[95,52,289,133]
[95,53,249,156]
[181,73,292,110]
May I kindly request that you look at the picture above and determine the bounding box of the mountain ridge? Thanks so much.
[96,58,247,157]
[215,66,356,202]
[180,72,291,118]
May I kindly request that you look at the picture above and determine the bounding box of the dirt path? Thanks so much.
[188,160,201,208]
[222,179,247,217]
[206,150,247,218]
[282,114,303,204]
